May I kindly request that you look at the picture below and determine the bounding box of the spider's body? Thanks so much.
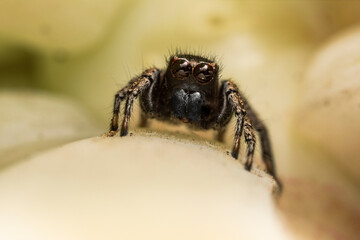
[141,54,224,129]
[109,53,281,189]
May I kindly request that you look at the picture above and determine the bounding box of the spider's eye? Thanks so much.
[193,63,215,84]
[170,58,192,80]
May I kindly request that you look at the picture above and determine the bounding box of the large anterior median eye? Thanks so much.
[193,63,215,84]
[170,58,192,80]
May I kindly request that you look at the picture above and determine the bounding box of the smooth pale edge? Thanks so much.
[0,90,102,167]
[303,26,360,103]
[0,134,292,240]
[294,26,360,180]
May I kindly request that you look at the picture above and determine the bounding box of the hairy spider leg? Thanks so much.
[216,80,282,192]
[244,98,282,192]
[243,117,256,171]
[216,80,247,160]
[109,79,136,135]
[120,68,160,136]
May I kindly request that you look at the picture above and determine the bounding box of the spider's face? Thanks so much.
[166,55,219,123]
[169,57,217,84]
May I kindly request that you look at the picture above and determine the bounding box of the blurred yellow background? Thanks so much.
[1,1,360,239]
[1,0,360,124]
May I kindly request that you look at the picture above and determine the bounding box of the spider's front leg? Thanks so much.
[216,80,247,160]
[108,68,160,137]
[109,81,135,136]
[216,80,256,171]
[120,68,160,137]
[218,80,282,191]
[243,117,256,171]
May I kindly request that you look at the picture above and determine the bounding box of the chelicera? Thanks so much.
[108,53,282,190]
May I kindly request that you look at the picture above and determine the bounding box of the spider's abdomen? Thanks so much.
[171,89,204,122]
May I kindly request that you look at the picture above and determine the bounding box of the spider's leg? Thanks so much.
[120,68,160,137]
[109,81,135,135]
[243,117,256,171]
[244,101,282,191]
[244,104,275,175]
[217,80,247,159]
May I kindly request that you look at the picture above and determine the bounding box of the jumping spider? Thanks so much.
[108,53,282,190]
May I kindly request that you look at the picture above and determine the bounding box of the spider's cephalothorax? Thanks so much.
[108,53,282,190]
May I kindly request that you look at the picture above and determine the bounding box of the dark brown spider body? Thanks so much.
[108,53,282,190]
[139,55,222,129]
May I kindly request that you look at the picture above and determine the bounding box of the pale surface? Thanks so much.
[0,90,101,167]
[0,134,292,240]
[295,26,360,183]
[283,26,360,240]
